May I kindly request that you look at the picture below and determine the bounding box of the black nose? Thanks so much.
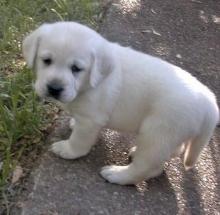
[47,82,64,98]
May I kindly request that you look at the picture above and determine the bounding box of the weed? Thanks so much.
[0,0,101,213]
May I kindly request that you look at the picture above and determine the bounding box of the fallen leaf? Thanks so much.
[33,137,41,143]
[12,165,23,184]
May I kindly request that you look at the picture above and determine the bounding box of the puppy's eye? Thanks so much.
[71,64,82,73]
[43,58,52,66]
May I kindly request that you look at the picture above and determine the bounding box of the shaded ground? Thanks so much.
[12,0,220,214]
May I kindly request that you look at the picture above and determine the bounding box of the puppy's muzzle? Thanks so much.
[47,81,64,99]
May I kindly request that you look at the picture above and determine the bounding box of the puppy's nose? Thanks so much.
[47,82,64,98]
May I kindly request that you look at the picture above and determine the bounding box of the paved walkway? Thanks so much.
[13,0,220,214]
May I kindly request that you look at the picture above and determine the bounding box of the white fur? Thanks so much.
[23,22,219,185]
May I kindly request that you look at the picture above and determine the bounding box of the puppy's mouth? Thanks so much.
[45,83,74,103]
[34,83,75,104]
[46,93,61,102]
[35,90,67,104]
[35,89,75,104]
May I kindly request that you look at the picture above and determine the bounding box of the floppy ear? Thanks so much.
[90,51,102,88]
[22,24,48,68]
[90,48,115,88]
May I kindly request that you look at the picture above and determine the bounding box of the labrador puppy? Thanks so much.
[22,22,219,185]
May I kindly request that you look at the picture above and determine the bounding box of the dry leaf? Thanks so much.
[33,137,41,143]
[12,165,23,184]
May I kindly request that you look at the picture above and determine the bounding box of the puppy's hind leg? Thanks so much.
[101,118,172,185]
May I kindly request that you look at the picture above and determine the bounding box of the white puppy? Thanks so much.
[23,22,219,185]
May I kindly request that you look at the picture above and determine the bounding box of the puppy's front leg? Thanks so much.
[51,118,101,159]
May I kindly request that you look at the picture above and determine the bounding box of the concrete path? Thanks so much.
[13,0,220,214]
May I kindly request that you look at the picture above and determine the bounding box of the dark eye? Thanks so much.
[71,64,82,73]
[43,58,52,66]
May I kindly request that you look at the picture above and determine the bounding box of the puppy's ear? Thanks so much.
[90,48,116,88]
[22,24,48,68]
[90,51,102,88]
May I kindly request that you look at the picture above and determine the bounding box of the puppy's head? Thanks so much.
[23,22,114,103]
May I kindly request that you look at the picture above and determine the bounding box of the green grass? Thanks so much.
[0,69,42,182]
[0,0,101,213]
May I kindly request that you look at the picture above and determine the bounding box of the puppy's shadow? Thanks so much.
[88,129,179,214]
[182,169,205,215]
[47,119,178,214]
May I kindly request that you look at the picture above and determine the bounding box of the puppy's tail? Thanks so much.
[183,106,219,170]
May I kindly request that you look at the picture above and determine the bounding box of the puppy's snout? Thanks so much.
[47,81,64,98]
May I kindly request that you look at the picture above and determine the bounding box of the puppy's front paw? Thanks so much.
[50,140,81,159]
[100,165,136,185]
